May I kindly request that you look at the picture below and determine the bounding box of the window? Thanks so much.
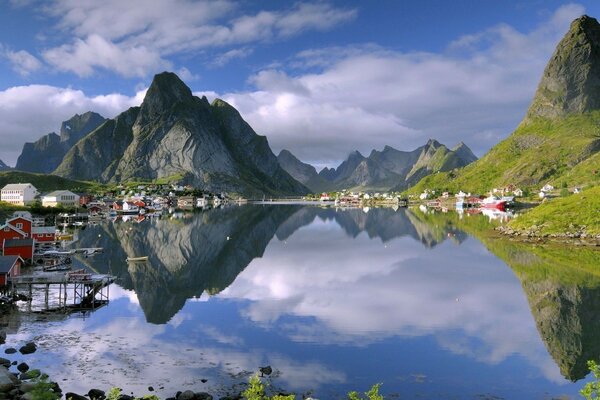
[16,223,23,229]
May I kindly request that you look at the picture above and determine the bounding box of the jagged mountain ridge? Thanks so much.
[409,15,600,193]
[0,159,10,171]
[15,112,106,174]
[278,140,477,192]
[54,72,308,196]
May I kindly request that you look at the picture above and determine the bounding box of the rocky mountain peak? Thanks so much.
[425,138,441,148]
[526,14,600,119]
[60,111,106,144]
[0,159,10,171]
[138,71,195,122]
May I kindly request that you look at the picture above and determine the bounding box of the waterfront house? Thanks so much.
[2,238,34,262]
[513,188,524,197]
[41,190,81,208]
[0,183,38,206]
[31,226,56,242]
[0,255,22,286]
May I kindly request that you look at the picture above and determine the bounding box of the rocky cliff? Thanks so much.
[54,72,307,196]
[527,15,600,119]
[15,112,106,173]
[277,150,329,193]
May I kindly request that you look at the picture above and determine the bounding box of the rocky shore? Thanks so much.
[495,225,600,246]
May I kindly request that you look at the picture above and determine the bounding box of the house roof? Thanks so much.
[3,238,34,248]
[0,223,27,237]
[0,255,20,273]
[1,183,37,191]
[32,226,55,235]
[42,190,79,198]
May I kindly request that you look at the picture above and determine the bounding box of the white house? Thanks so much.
[1,183,38,206]
[541,184,554,192]
[513,188,524,197]
[41,190,80,208]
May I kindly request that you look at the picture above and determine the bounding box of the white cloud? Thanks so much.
[5,49,43,76]
[38,1,356,77]
[214,4,585,167]
[0,84,144,165]
[211,47,254,67]
[43,34,170,77]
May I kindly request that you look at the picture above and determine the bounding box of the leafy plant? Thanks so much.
[581,360,600,399]
[30,377,60,400]
[242,374,295,400]
[348,383,384,400]
[107,387,123,400]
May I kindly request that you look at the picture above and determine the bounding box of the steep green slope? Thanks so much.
[408,112,600,194]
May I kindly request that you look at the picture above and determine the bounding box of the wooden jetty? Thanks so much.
[9,270,116,312]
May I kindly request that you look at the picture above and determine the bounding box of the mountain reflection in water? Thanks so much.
[59,204,600,397]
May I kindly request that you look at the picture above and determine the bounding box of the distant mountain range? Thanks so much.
[278,140,477,193]
[411,15,600,194]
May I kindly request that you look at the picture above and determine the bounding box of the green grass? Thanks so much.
[508,186,600,235]
[0,171,106,193]
[407,112,600,195]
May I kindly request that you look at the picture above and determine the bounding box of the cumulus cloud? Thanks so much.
[5,49,43,76]
[215,4,585,167]
[39,0,356,77]
[0,84,144,165]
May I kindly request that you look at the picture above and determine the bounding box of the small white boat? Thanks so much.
[126,256,149,262]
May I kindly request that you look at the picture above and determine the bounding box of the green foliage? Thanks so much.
[242,374,295,400]
[347,383,384,400]
[30,377,59,400]
[560,187,571,197]
[243,374,266,400]
[580,360,600,399]
[107,387,122,400]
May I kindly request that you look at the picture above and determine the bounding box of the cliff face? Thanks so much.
[527,15,600,119]
[15,112,106,173]
[0,159,10,171]
[277,150,330,193]
[54,72,307,196]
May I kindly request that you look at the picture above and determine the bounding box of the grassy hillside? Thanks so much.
[508,186,600,235]
[0,171,106,193]
[408,112,600,194]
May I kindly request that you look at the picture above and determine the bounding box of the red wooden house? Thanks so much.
[32,226,56,242]
[5,216,32,236]
[3,238,34,262]
[0,255,22,286]
[0,223,27,244]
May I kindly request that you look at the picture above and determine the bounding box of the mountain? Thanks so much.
[297,141,477,192]
[0,159,10,171]
[409,15,600,194]
[277,150,330,193]
[15,112,106,173]
[54,72,308,196]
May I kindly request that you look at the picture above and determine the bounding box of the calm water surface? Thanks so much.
[4,205,600,399]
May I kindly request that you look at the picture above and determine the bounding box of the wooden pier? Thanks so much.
[8,270,116,312]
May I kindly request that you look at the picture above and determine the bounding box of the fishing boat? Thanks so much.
[126,256,149,262]
[479,195,507,211]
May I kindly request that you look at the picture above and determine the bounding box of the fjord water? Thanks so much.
[7,205,600,399]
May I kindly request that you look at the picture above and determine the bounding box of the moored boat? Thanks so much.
[126,256,149,262]
[479,195,507,211]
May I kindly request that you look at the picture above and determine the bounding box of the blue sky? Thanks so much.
[1,1,599,169]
